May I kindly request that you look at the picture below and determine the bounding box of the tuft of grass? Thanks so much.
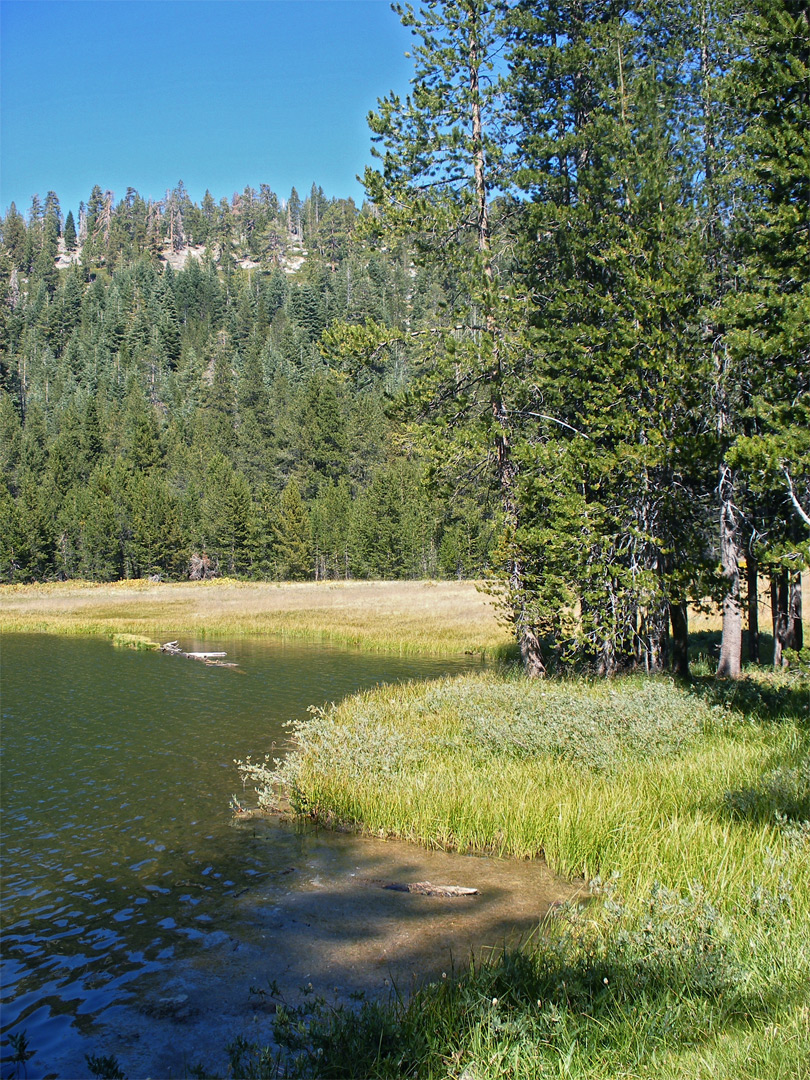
[237,668,810,1079]
[111,633,160,650]
[85,1053,126,1080]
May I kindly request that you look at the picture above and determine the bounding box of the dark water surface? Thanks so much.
[0,635,575,1078]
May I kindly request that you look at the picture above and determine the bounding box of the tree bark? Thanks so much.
[746,553,760,664]
[468,17,490,273]
[669,600,690,679]
[641,604,669,673]
[788,571,803,652]
[716,465,742,678]
[771,570,788,667]
[772,566,803,667]
[519,624,547,679]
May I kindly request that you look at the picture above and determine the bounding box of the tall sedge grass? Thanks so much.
[234,669,810,1079]
[270,675,806,891]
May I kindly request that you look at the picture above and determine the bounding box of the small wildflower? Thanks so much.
[603,977,609,985]
[491,997,498,1006]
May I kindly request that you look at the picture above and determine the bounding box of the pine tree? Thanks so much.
[287,187,302,240]
[2,203,28,268]
[310,478,353,579]
[34,214,59,295]
[506,1,710,674]
[63,210,77,252]
[294,372,347,494]
[273,478,312,580]
[198,455,255,577]
[359,0,552,666]
[155,270,182,367]
[71,463,125,581]
[721,0,809,670]
[130,472,186,579]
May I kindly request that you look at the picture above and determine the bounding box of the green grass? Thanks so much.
[110,633,160,650]
[233,667,810,1079]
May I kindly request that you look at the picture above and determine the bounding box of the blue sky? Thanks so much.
[0,0,414,218]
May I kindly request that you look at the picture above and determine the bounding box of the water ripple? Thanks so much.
[1,633,485,1072]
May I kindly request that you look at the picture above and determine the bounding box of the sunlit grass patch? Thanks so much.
[265,672,807,883]
[111,633,160,650]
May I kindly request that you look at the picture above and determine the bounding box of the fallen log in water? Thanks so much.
[383,881,478,897]
[160,642,238,667]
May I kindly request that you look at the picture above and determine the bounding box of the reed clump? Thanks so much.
[111,633,160,650]
[237,668,810,1079]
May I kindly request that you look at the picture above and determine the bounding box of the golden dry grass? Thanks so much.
[688,570,810,634]
[0,579,511,657]
[2,573,806,656]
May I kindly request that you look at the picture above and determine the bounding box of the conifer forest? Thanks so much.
[1,0,808,678]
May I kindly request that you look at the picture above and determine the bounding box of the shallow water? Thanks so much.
[0,634,577,1078]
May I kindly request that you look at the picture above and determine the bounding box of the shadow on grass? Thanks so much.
[682,655,810,827]
[723,755,810,826]
[689,629,785,670]
[685,670,810,724]
[222,880,803,1079]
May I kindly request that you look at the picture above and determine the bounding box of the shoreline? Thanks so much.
[255,667,810,1078]
[0,578,513,658]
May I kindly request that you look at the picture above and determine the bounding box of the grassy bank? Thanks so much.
[235,669,810,1079]
[0,579,511,658]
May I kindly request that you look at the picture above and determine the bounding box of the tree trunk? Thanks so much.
[641,603,669,673]
[669,600,690,679]
[471,9,543,676]
[468,18,490,271]
[597,637,617,678]
[716,465,742,678]
[771,571,789,667]
[788,571,803,652]
[770,568,804,665]
[747,553,760,664]
[519,625,547,679]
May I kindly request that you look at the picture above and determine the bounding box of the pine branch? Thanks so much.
[784,468,810,530]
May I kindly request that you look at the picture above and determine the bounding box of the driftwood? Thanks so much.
[383,881,478,897]
[161,641,238,667]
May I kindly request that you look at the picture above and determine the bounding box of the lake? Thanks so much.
[0,634,575,1078]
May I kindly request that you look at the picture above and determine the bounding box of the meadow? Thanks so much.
[0,579,511,657]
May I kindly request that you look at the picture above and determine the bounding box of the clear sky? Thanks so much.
[0,0,414,219]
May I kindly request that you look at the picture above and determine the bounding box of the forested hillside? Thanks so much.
[0,184,495,585]
[1,0,808,679]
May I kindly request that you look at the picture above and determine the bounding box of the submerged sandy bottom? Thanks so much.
[53,821,581,1079]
